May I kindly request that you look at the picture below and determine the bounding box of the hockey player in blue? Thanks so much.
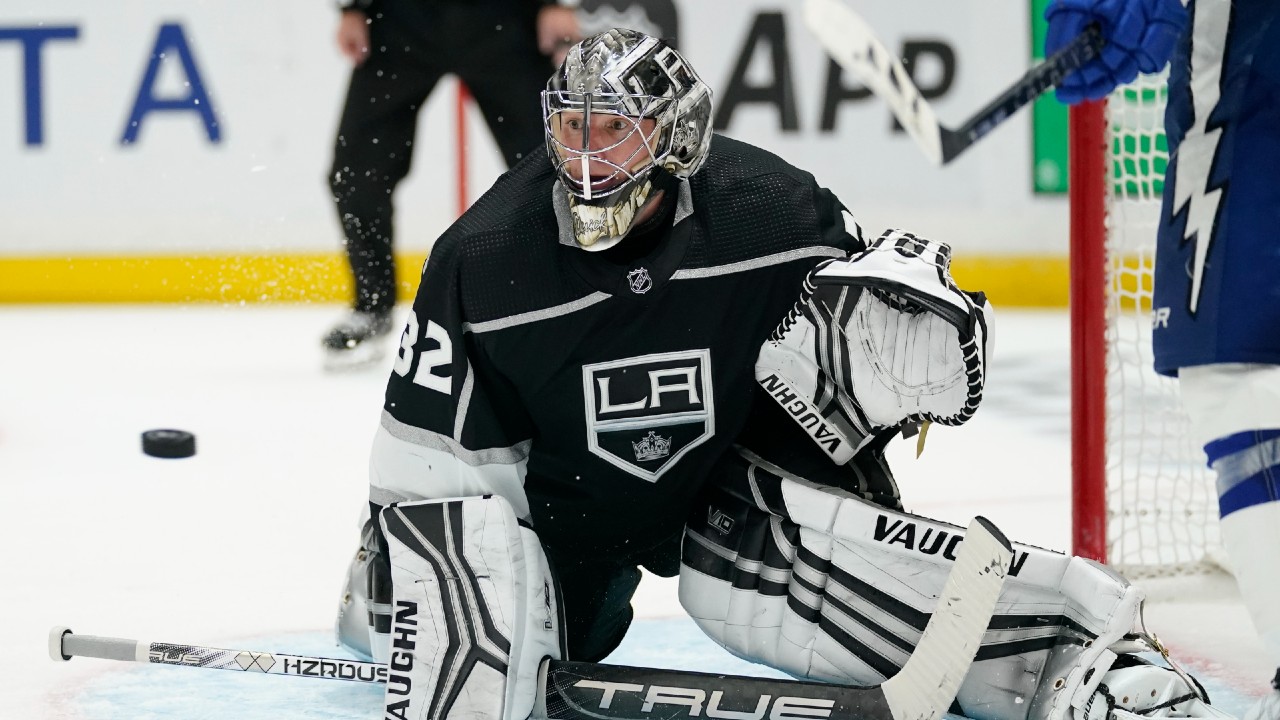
[1048,1,1280,717]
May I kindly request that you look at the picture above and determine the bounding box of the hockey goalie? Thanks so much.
[338,229,1236,720]
[332,27,1236,720]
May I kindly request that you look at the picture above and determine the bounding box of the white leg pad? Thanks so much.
[379,495,561,720]
[680,448,1228,720]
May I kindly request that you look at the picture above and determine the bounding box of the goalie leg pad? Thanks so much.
[380,495,562,720]
[680,447,1219,720]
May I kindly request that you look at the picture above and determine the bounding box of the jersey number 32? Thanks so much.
[393,313,452,394]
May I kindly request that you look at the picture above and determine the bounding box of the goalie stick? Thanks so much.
[804,0,1104,165]
[50,516,1012,720]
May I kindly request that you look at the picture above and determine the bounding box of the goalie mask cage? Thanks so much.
[1069,72,1221,579]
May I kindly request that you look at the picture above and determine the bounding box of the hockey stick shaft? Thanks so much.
[48,628,893,716]
[947,26,1102,154]
[51,518,1011,720]
[50,628,388,683]
[804,0,1104,164]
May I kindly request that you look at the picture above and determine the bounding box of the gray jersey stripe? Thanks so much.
[380,410,531,466]
[370,485,410,507]
[462,292,612,335]
[673,246,847,280]
[453,359,474,441]
[466,220,836,335]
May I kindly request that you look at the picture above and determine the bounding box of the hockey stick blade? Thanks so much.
[539,660,895,720]
[50,518,1010,720]
[804,0,1104,164]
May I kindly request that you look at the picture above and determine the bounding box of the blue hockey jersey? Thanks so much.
[1153,0,1280,375]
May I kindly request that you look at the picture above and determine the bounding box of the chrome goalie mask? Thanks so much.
[543,28,713,251]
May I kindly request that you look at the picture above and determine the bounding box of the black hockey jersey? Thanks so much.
[374,135,863,564]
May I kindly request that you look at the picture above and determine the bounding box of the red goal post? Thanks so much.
[1070,99,1108,565]
[1068,75,1222,579]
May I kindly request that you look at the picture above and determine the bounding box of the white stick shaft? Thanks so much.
[56,631,388,684]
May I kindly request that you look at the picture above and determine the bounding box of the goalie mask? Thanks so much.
[543,28,713,251]
[756,230,995,464]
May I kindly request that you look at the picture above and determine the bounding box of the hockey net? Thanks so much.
[1069,72,1221,579]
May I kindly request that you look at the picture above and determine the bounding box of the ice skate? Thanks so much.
[321,309,393,371]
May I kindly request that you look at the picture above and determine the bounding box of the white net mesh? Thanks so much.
[1103,72,1221,578]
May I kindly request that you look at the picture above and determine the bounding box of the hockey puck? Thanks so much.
[141,429,196,459]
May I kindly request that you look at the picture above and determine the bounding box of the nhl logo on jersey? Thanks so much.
[582,349,715,482]
[627,267,653,294]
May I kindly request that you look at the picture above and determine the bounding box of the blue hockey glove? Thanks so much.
[1045,0,1187,104]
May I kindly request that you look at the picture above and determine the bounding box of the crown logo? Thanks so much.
[632,431,672,462]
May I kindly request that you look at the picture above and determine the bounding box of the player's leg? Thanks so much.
[444,2,549,168]
[681,446,1230,720]
[1151,6,1280,709]
[376,495,563,720]
[549,556,643,662]
[337,424,540,661]
[540,522,689,662]
[325,0,444,365]
[1179,363,1280,717]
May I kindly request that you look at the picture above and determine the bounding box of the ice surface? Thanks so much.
[0,306,1269,718]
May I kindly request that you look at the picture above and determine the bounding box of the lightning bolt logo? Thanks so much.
[1170,0,1231,315]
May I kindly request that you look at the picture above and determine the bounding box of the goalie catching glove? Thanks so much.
[756,229,994,464]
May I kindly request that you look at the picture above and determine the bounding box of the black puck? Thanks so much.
[141,429,196,459]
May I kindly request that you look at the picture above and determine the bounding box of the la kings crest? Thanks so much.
[582,349,715,481]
